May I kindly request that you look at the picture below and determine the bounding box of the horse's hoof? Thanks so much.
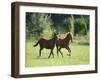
[48,56,50,58]
[67,54,71,56]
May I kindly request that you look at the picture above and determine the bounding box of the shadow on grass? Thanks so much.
[33,57,55,59]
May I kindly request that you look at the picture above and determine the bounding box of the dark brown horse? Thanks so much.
[56,32,73,57]
[34,33,57,58]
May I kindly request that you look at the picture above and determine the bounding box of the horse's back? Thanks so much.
[40,37,57,49]
[56,38,69,48]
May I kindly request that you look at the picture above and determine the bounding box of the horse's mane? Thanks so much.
[66,32,73,38]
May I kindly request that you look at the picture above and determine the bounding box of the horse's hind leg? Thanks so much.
[66,47,71,56]
[38,48,43,58]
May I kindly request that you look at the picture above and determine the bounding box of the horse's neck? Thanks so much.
[65,37,70,42]
[50,37,56,41]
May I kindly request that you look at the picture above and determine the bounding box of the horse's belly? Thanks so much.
[60,44,67,48]
[44,47,53,49]
[45,47,51,49]
[44,45,54,49]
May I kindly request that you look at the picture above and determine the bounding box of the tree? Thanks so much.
[26,13,53,39]
[69,15,75,35]
[26,13,89,40]
[74,16,88,35]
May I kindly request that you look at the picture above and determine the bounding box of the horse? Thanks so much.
[34,33,58,58]
[56,32,73,57]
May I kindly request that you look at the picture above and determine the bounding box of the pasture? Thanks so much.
[25,41,90,67]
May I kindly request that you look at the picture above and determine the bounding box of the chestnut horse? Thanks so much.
[56,32,73,57]
[34,33,57,58]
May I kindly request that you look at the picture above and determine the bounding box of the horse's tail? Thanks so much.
[34,40,40,47]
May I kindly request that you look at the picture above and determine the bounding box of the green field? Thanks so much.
[25,41,90,67]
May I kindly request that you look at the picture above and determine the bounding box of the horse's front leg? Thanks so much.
[48,49,54,58]
[58,47,63,57]
[66,47,71,56]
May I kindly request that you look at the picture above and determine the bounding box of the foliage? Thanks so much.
[69,15,75,35]
[26,13,89,41]
[26,13,54,39]
[74,16,89,35]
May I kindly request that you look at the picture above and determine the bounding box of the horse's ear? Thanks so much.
[68,32,70,34]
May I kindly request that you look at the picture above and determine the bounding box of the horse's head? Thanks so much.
[66,32,73,42]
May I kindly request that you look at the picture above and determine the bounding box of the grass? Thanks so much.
[26,41,90,67]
